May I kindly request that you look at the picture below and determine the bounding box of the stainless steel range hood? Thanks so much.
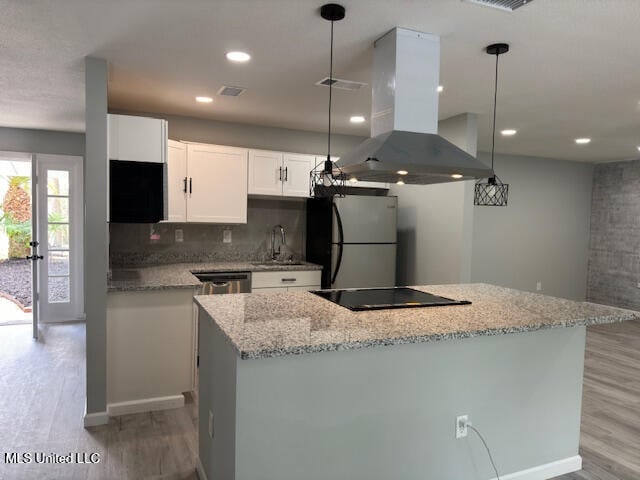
[336,28,492,185]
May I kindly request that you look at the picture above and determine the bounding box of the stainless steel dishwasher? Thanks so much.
[194,271,252,294]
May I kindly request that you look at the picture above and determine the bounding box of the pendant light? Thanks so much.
[310,3,346,197]
[474,43,510,207]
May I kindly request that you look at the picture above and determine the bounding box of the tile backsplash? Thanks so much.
[110,198,306,266]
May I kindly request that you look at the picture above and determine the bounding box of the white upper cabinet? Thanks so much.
[165,140,188,223]
[108,114,167,163]
[248,150,283,196]
[282,153,315,197]
[248,150,314,198]
[186,143,248,224]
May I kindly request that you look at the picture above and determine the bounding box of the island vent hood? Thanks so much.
[336,28,492,185]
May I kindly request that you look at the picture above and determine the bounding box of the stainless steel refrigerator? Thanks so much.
[306,195,397,289]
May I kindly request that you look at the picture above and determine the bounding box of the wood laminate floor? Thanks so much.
[0,320,638,480]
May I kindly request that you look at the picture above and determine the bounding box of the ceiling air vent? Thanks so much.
[315,77,367,91]
[463,0,534,12]
[217,85,247,97]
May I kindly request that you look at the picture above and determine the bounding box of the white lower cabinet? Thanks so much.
[107,288,198,416]
[251,270,321,293]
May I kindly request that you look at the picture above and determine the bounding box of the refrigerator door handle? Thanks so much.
[331,202,344,286]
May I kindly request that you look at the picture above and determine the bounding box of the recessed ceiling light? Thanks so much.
[575,138,591,145]
[396,179,405,185]
[349,177,358,183]
[636,146,640,152]
[350,115,365,123]
[437,85,444,93]
[501,129,517,136]
[226,51,251,63]
[396,170,408,175]
[195,96,213,103]
[451,173,463,179]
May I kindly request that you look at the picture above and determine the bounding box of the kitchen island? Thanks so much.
[195,284,639,480]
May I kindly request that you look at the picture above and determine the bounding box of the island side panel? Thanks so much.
[234,327,586,480]
[198,306,238,480]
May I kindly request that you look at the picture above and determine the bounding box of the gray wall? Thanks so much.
[84,57,109,416]
[0,126,84,156]
[471,153,594,301]
[110,198,307,266]
[200,315,585,480]
[588,160,640,309]
[111,110,365,157]
[390,114,477,286]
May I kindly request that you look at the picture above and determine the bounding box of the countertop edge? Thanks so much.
[107,261,322,292]
[235,311,638,360]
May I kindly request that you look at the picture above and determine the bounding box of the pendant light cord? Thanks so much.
[490,52,499,175]
[327,19,334,162]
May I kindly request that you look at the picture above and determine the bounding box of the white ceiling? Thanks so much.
[2,0,640,162]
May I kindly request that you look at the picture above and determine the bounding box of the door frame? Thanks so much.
[36,154,84,323]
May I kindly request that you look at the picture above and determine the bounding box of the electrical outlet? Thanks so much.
[536,281,542,291]
[208,411,214,438]
[456,415,469,439]
[175,229,184,243]
[223,229,232,244]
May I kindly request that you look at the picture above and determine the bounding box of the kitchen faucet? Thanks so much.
[271,224,286,260]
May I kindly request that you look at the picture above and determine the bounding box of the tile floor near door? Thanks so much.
[0,321,637,480]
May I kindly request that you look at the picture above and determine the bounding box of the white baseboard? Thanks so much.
[83,404,109,427]
[495,455,582,480]
[196,457,208,480]
[107,394,185,416]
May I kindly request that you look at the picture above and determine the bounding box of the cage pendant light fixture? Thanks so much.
[474,43,510,207]
[310,3,346,198]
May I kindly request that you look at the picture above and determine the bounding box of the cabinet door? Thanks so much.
[109,114,167,163]
[282,153,315,197]
[248,150,283,196]
[186,143,248,223]
[165,140,187,222]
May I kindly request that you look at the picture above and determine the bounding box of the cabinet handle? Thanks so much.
[183,177,188,194]
[281,278,297,283]
[189,178,193,194]
[279,166,283,182]
[284,167,288,182]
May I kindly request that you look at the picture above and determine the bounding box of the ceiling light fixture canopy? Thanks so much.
[310,3,347,197]
[474,43,510,207]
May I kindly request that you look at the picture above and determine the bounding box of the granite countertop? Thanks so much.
[194,283,640,360]
[107,261,322,292]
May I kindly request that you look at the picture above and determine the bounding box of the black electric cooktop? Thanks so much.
[311,287,471,311]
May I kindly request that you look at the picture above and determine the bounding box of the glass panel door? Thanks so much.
[36,155,83,323]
